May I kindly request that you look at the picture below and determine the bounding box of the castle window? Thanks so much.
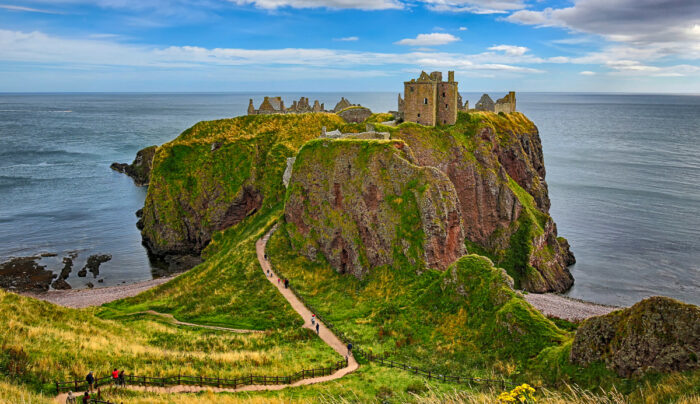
[423,98,428,104]
[417,113,421,117]
[442,92,445,97]
[445,104,448,108]
[410,87,414,92]
[443,120,446,124]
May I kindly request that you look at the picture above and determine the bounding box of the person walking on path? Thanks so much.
[65,391,76,404]
[81,392,90,404]
[118,369,125,387]
[284,279,289,289]
[347,342,353,356]
[316,323,320,334]
[85,371,94,392]
[311,314,315,325]
[278,278,281,285]
[111,368,119,386]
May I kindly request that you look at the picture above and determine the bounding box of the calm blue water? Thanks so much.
[0,92,698,306]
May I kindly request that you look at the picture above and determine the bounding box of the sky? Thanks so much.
[0,0,698,92]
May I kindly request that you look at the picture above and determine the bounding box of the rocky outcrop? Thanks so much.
[0,257,54,292]
[337,106,372,123]
[571,296,700,377]
[111,145,157,186]
[285,139,465,278]
[393,113,574,292]
[51,255,75,289]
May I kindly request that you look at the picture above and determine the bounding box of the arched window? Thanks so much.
[423,98,428,104]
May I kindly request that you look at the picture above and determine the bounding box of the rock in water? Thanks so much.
[570,296,700,376]
[110,145,157,186]
[285,139,465,277]
[80,254,112,278]
[0,257,54,292]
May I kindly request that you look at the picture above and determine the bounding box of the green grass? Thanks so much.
[267,226,567,378]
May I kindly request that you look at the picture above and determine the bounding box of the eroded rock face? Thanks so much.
[393,117,574,292]
[111,145,157,186]
[571,296,700,377]
[285,139,466,278]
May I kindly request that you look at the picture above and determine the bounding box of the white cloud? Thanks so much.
[421,0,525,13]
[458,26,468,31]
[488,44,528,56]
[0,29,548,79]
[335,36,359,41]
[579,70,595,75]
[0,4,62,13]
[395,33,460,46]
[229,0,403,10]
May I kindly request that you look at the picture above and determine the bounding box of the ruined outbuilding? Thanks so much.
[475,92,516,113]
[247,96,362,115]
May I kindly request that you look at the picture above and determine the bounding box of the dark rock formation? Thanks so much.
[51,255,75,289]
[285,139,465,278]
[0,257,54,292]
[79,254,112,278]
[110,145,157,186]
[571,296,700,377]
[337,107,373,123]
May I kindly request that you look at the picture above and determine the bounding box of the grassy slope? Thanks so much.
[268,227,565,378]
[0,273,338,394]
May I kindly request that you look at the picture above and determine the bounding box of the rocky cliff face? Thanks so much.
[111,145,157,186]
[392,113,574,292]
[139,114,347,269]
[285,139,465,277]
[571,296,700,377]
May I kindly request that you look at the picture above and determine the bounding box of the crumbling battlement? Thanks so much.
[247,96,362,115]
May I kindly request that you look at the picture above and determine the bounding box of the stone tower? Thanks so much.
[399,71,459,126]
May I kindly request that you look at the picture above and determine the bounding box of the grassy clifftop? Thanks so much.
[141,114,348,264]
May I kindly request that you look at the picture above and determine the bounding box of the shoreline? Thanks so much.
[20,273,620,321]
[21,276,176,308]
[524,292,621,322]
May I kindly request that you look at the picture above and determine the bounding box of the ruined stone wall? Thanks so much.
[403,81,437,126]
[437,82,458,125]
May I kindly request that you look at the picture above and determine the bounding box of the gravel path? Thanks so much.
[23,276,175,308]
[525,292,621,322]
[54,228,357,402]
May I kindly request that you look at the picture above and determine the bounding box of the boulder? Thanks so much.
[570,296,700,376]
[337,107,372,123]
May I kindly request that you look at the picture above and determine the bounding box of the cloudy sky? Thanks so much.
[0,0,698,92]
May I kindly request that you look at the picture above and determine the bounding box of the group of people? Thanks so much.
[66,369,125,403]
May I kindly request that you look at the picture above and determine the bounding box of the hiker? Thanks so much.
[118,369,125,387]
[65,391,76,404]
[311,314,315,325]
[316,323,320,334]
[82,392,90,404]
[277,278,280,284]
[111,368,119,386]
[85,371,94,392]
[284,279,289,289]
[347,342,353,356]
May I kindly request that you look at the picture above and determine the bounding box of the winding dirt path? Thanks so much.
[125,310,264,333]
[55,228,357,402]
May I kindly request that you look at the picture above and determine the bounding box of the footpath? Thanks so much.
[55,227,357,403]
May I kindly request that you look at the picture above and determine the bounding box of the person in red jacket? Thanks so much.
[111,368,119,386]
[82,391,90,404]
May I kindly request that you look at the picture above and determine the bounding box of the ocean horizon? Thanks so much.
[1,91,698,307]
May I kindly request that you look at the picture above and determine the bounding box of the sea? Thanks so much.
[0,92,698,307]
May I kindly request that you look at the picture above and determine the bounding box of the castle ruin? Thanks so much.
[247,96,362,115]
[398,71,467,126]
[398,71,516,126]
